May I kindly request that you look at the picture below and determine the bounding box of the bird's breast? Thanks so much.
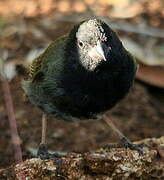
[61,70,121,117]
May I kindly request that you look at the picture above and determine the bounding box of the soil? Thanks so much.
[0,78,164,168]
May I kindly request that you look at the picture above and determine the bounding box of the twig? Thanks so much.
[56,14,164,38]
[0,54,22,164]
[103,18,164,38]
[1,78,23,163]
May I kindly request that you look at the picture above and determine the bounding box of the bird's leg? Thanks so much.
[37,114,62,160]
[103,114,148,154]
[41,113,47,145]
[37,113,50,159]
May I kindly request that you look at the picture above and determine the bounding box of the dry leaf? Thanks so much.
[122,37,164,66]
[136,63,164,88]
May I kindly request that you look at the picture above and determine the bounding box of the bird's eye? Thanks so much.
[78,41,84,48]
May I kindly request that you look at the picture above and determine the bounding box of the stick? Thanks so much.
[1,78,23,163]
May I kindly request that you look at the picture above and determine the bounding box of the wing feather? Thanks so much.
[29,55,43,79]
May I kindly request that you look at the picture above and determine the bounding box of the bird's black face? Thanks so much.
[75,19,112,71]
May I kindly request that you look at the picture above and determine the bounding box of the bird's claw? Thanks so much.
[119,137,148,155]
[124,142,145,155]
[37,144,61,160]
[103,137,149,155]
[37,144,50,159]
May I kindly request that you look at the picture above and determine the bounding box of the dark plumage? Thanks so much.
[23,19,137,121]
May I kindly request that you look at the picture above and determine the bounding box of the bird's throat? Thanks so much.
[80,56,103,71]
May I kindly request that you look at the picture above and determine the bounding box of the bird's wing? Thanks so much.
[29,55,43,80]
[28,35,68,81]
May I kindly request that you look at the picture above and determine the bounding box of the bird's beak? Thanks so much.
[88,41,110,62]
[95,41,107,61]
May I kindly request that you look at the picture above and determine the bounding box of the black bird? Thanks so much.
[23,19,143,158]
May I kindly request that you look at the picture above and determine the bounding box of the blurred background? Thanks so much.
[0,0,164,168]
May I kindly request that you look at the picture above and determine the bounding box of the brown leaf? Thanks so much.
[136,63,164,88]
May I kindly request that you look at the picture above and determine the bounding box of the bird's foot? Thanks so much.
[104,137,149,155]
[37,144,61,160]
[119,137,149,155]
[37,144,50,159]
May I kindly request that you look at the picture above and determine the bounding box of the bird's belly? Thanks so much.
[32,71,133,120]
[57,82,127,120]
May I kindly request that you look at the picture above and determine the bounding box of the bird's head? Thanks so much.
[68,19,122,71]
[66,19,123,71]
